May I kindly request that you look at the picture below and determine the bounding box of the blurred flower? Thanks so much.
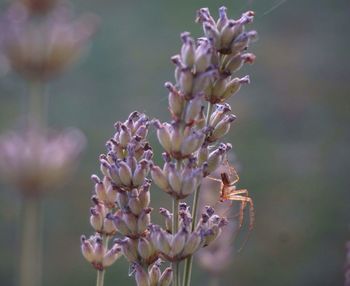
[20,0,59,15]
[0,126,85,197]
[0,3,98,81]
[346,241,350,286]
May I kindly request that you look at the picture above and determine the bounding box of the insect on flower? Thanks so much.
[208,160,255,231]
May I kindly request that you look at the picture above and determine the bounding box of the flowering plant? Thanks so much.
[81,6,257,286]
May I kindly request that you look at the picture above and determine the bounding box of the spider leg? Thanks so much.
[226,195,255,231]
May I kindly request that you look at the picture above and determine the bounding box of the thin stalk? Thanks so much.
[19,197,42,286]
[182,102,213,286]
[28,80,46,128]
[96,236,110,286]
[172,198,180,286]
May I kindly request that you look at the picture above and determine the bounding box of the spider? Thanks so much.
[208,161,255,231]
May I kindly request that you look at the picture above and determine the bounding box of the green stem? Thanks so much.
[96,236,109,286]
[172,198,180,286]
[182,102,213,286]
[28,80,46,128]
[19,197,42,286]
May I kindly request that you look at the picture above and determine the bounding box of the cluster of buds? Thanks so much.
[81,234,122,271]
[81,6,256,286]
[0,127,85,197]
[132,261,173,286]
[0,2,98,81]
[150,204,227,262]
[82,112,161,278]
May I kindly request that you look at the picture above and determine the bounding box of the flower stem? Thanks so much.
[172,197,180,286]
[19,197,42,286]
[182,102,213,286]
[96,236,109,286]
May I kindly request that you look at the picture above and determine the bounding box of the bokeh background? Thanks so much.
[0,0,349,285]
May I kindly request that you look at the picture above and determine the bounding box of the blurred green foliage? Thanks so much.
[0,0,349,285]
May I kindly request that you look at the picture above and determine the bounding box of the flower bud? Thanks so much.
[154,121,172,153]
[156,229,171,255]
[100,159,110,178]
[216,6,228,32]
[209,103,231,127]
[106,185,118,207]
[185,94,204,125]
[94,179,107,202]
[203,23,220,49]
[220,20,236,50]
[171,228,187,256]
[170,126,183,154]
[93,237,105,262]
[90,207,104,232]
[123,211,138,234]
[133,159,149,187]
[117,160,133,187]
[194,41,212,73]
[180,32,195,68]
[225,53,256,74]
[139,184,150,209]
[108,165,122,185]
[182,232,202,257]
[192,70,215,96]
[150,165,169,190]
[168,163,182,194]
[129,189,143,215]
[117,238,138,262]
[119,125,131,147]
[179,68,193,95]
[231,30,257,54]
[134,263,150,286]
[181,131,205,157]
[159,208,172,233]
[138,208,152,233]
[104,213,117,235]
[138,237,153,260]
[206,145,226,174]
[113,213,130,236]
[81,235,94,263]
[116,189,129,209]
[197,145,209,165]
[219,76,250,102]
[166,82,184,119]
[159,268,173,286]
[103,243,122,267]
[149,263,161,286]
[210,114,236,141]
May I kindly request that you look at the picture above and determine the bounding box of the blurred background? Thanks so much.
[0,0,349,285]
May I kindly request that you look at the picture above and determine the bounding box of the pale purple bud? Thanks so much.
[194,41,212,73]
[170,125,183,154]
[81,235,94,263]
[150,164,169,191]
[133,159,149,187]
[197,144,209,165]
[209,103,231,127]
[117,238,138,262]
[179,68,193,95]
[181,131,205,157]
[231,31,258,53]
[117,160,133,186]
[93,236,105,262]
[112,213,130,236]
[116,189,128,209]
[180,32,195,68]
[192,70,216,96]
[210,114,236,141]
[203,23,220,49]
[216,6,228,31]
[221,75,249,101]
[166,82,185,119]
[154,121,172,154]
[168,163,182,194]
[149,263,161,286]
[159,267,173,286]
[185,94,204,125]
[109,165,122,185]
[182,232,202,256]
[138,208,152,234]
[171,228,187,256]
[106,185,118,207]
[94,180,107,202]
[123,211,138,234]
[100,159,110,178]
[220,20,237,50]
[90,207,104,232]
[134,263,150,286]
[128,189,142,215]
[104,213,117,235]
[138,237,153,260]
[119,124,131,147]
[103,243,122,267]
[156,229,171,255]
[139,184,150,209]
[159,208,172,233]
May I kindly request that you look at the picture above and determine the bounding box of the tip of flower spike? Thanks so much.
[180,31,191,43]
[91,174,100,183]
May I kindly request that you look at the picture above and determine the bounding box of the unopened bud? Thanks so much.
[210,114,236,141]
[117,160,133,187]
[138,208,152,233]
[182,232,202,257]
[150,165,169,190]
[103,243,122,267]
[180,32,195,68]
[179,68,193,95]
[168,164,182,194]
[134,263,150,286]
[113,213,130,236]
[159,268,173,286]
[171,228,187,256]
[138,237,153,260]
[185,94,204,125]
[154,121,172,153]
[149,263,161,286]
